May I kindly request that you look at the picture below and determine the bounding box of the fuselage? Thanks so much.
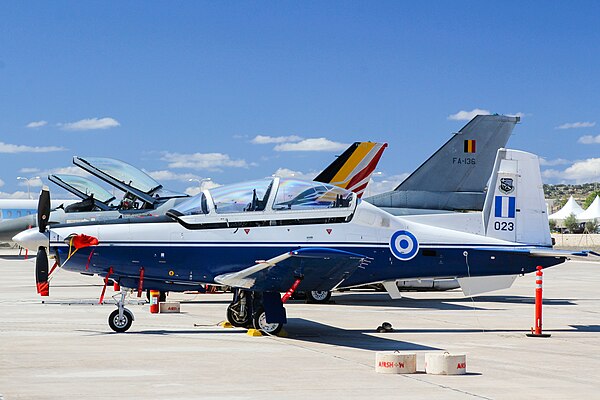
[46,200,562,293]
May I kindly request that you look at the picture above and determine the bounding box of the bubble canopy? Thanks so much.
[78,157,161,193]
[51,174,116,204]
[173,178,355,216]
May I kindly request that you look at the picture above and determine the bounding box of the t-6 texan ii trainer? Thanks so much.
[14,148,589,334]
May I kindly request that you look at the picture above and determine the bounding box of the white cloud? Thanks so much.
[145,170,199,182]
[271,168,316,181]
[0,142,65,153]
[19,167,40,173]
[161,152,251,171]
[448,108,491,121]
[17,177,43,188]
[0,190,30,199]
[58,117,120,131]
[251,135,303,144]
[542,158,600,183]
[26,120,48,128]
[539,157,571,166]
[274,138,349,152]
[555,121,596,130]
[578,135,600,144]
[507,112,526,118]
[365,173,410,197]
[0,178,4,188]
[184,180,222,196]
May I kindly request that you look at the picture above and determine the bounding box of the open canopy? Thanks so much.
[49,174,117,208]
[73,156,187,207]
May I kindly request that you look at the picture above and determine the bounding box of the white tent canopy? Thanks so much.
[577,195,600,222]
[549,195,584,221]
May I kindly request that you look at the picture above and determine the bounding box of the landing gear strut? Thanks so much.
[226,289,285,334]
[226,289,252,327]
[108,290,135,333]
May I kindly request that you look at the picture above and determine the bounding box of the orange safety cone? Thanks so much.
[526,266,551,338]
[149,290,160,313]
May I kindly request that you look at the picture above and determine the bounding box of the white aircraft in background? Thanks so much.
[0,199,76,222]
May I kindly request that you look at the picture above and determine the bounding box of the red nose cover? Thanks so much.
[71,234,99,249]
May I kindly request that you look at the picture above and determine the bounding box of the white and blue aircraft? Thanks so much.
[14,148,588,334]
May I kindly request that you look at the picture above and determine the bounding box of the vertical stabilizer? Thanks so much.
[367,114,517,211]
[482,149,551,246]
[314,142,388,198]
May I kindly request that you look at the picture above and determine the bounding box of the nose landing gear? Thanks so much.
[108,290,135,333]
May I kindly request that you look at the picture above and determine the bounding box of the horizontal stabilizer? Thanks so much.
[214,247,366,292]
[473,246,590,258]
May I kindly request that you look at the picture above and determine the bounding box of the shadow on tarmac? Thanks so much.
[282,318,441,351]
[0,254,32,260]
[332,293,577,309]
[78,318,441,351]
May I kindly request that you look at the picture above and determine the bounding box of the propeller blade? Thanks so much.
[37,186,51,233]
[36,246,49,296]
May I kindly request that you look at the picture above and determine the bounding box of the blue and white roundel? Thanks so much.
[389,230,419,261]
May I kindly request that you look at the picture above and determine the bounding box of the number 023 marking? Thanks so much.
[494,221,514,231]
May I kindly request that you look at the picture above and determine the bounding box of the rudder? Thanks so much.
[482,149,551,246]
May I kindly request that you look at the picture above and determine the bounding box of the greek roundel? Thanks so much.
[389,230,419,261]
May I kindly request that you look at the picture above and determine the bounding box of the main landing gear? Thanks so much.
[226,289,285,335]
[305,290,332,304]
[108,290,135,333]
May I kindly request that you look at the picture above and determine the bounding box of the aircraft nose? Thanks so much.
[12,228,49,251]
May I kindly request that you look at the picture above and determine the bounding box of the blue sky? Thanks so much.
[1,1,599,199]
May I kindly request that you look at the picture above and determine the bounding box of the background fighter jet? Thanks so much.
[15,148,588,334]
[366,114,518,215]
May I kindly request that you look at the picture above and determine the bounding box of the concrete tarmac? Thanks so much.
[1,248,599,399]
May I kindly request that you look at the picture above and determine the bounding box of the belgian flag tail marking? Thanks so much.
[464,139,476,153]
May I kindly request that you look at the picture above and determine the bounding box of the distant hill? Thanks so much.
[544,183,600,213]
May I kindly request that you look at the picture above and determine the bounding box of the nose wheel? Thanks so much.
[108,290,135,333]
[108,308,133,332]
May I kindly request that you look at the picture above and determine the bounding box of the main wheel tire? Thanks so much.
[305,290,331,304]
[252,308,283,335]
[108,308,133,333]
[226,304,251,327]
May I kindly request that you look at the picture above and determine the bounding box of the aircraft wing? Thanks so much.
[214,247,367,292]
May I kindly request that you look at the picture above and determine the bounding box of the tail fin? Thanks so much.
[367,114,518,211]
[482,149,551,246]
[314,142,387,198]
